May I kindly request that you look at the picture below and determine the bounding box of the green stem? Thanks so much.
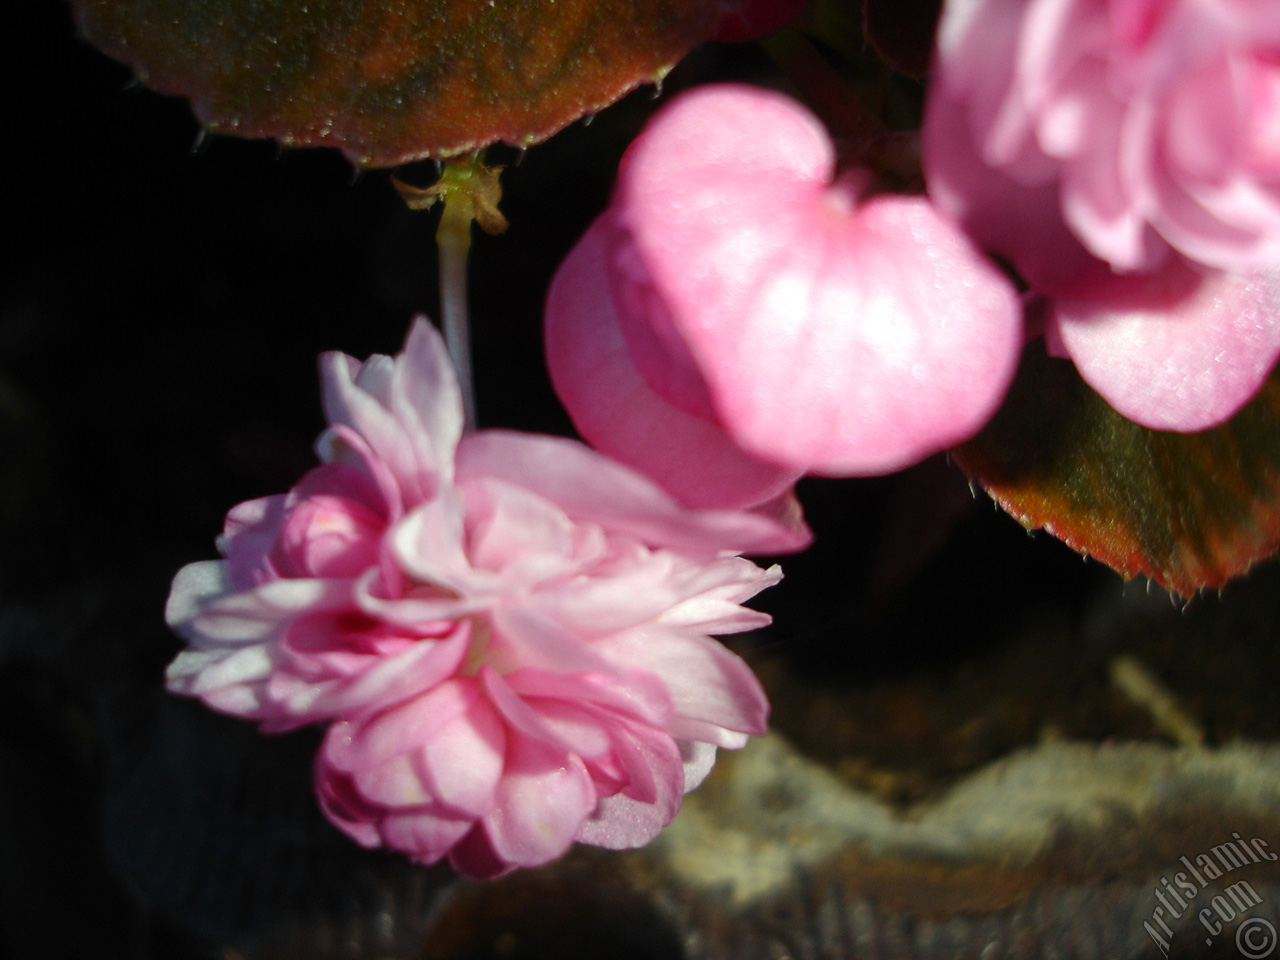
[395,155,505,432]
[437,195,476,432]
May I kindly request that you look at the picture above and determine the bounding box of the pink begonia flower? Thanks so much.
[546,84,1023,500]
[925,0,1280,281]
[924,0,1280,431]
[166,319,805,877]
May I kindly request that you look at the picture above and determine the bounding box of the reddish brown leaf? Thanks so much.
[953,346,1280,595]
[70,0,735,167]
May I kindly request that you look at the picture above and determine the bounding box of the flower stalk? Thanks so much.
[393,155,508,432]
[437,190,477,430]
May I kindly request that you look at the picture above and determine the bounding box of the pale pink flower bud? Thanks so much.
[546,85,1023,488]
[268,494,383,580]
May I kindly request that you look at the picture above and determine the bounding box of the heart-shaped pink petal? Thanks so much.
[1049,260,1280,431]
[545,214,805,510]
[608,84,1023,475]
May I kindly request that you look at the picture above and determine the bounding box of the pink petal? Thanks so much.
[313,765,387,848]
[612,85,1024,475]
[521,551,700,639]
[513,699,619,762]
[329,677,507,817]
[679,739,719,793]
[288,461,386,513]
[502,668,674,729]
[606,82,830,418]
[545,215,805,511]
[386,723,505,816]
[269,493,383,580]
[925,72,1112,294]
[1055,79,1163,272]
[574,717,684,849]
[655,558,783,635]
[595,627,770,742]
[456,430,811,556]
[481,732,596,868]
[166,563,353,647]
[389,317,465,486]
[318,318,462,508]
[275,614,413,679]
[461,477,601,586]
[264,623,472,730]
[482,667,676,768]
[353,565,486,629]
[314,745,476,863]
[480,667,596,754]
[224,463,388,587]
[447,825,513,879]
[320,353,424,504]
[164,560,234,634]
[925,0,1280,282]
[166,645,277,716]
[1050,260,1280,430]
[483,672,673,794]
[221,495,287,588]
[352,752,435,807]
[378,809,474,866]
[488,604,619,675]
[922,0,1130,292]
[389,489,495,598]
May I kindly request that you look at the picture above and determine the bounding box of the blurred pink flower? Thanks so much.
[925,0,1280,284]
[545,84,1022,502]
[924,0,1280,431]
[166,319,802,876]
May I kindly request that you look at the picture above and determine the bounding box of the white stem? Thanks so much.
[437,198,477,432]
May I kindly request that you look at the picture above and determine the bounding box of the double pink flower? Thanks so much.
[925,0,1280,430]
[166,320,804,877]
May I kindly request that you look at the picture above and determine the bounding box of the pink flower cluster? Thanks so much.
[165,320,805,878]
